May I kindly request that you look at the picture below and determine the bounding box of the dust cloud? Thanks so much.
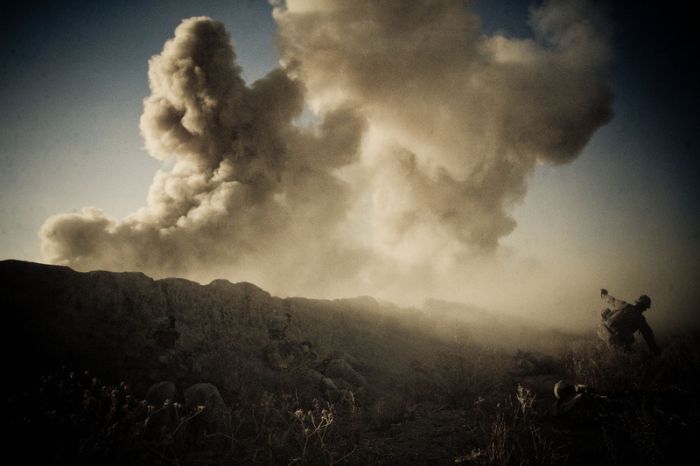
[40,1,615,328]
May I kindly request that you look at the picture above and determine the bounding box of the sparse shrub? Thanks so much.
[563,334,700,393]
[472,385,565,466]
[6,330,700,465]
[289,400,341,464]
[563,340,656,392]
[3,366,363,466]
[225,391,360,465]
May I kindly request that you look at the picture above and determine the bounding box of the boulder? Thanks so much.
[184,383,226,432]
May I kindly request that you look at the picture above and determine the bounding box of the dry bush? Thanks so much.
[562,333,700,393]
[226,391,360,465]
[569,346,650,391]
[8,328,700,465]
[4,366,363,466]
[469,385,565,466]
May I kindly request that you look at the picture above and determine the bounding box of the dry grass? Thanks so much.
[4,331,700,465]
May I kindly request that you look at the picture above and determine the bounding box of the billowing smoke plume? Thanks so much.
[40,1,613,307]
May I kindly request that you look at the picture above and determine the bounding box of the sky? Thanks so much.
[1,0,697,331]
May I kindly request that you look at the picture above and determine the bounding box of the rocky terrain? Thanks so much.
[1,260,698,465]
[0,259,553,395]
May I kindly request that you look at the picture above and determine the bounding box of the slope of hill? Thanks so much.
[0,261,452,392]
[2,260,698,465]
[0,260,562,392]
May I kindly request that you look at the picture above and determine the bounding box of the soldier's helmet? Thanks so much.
[553,380,576,400]
[636,295,652,310]
[553,380,582,416]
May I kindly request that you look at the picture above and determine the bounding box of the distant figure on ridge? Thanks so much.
[265,312,297,370]
[267,312,292,340]
[597,289,660,356]
[143,315,203,388]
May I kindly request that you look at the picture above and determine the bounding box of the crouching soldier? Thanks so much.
[597,289,660,356]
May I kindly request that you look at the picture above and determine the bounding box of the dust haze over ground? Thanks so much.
[39,0,621,330]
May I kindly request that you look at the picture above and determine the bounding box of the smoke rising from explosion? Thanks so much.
[40,0,613,314]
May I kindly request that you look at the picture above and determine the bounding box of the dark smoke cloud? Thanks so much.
[41,1,613,302]
[41,17,367,290]
[275,0,612,253]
